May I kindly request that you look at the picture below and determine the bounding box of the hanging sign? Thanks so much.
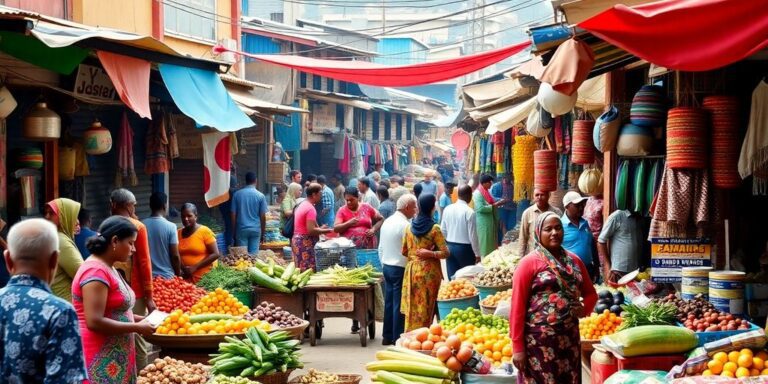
[650,238,712,283]
[173,114,203,159]
[311,103,337,131]
[73,64,117,101]
[315,291,354,312]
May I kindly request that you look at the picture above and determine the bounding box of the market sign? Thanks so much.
[650,238,712,283]
[310,103,337,132]
[316,291,354,312]
[73,64,116,101]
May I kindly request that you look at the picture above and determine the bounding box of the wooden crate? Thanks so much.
[267,162,288,184]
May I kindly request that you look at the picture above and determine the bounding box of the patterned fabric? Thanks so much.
[73,259,136,384]
[400,224,449,331]
[583,197,604,242]
[336,203,379,249]
[292,234,319,271]
[649,164,712,238]
[0,274,87,384]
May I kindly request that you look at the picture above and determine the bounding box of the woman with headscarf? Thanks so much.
[44,198,84,302]
[400,194,450,331]
[473,174,505,258]
[510,211,597,384]
[281,182,303,227]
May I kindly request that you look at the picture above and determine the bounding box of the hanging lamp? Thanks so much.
[23,102,60,141]
[83,119,112,155]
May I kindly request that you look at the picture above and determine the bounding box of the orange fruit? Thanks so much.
[736,367,750,378]
[757,351,768,361]
[751,368,761,377]
[707,359,724,374]
[729,351,741,364]
[702,369,713,376]
[738,354,753,368]
[741,349,754,358]
[754,357,765,371]
[714,352,729,364]
[724,362,738,373]
[761,368,768,376]
[721,370,735,378]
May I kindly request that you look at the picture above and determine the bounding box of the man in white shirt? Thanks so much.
[441,185,481,279]
[358,177,380,210]
[378,193,417,346]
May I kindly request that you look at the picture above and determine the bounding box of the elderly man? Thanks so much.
[0,219,87,382]
[378,194,417,345]
[519,188,562,256]
[441,185,481,279]
[419,170,438,196]
[561,191,597,280]
[389,176,409,205]
[358,176,380,209]
[111,188,155,369]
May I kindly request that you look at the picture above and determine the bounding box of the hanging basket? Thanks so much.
[703,96,741,188]
[629,85,667,128]
[572,120,596,164]
[533,149,558,192]
[83,120,113,155]
[512,135,539,201]
[666,107,708,169]
[23,102,61,141]
[578,168,603,196]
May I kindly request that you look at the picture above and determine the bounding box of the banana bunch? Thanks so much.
[512,134,539,202]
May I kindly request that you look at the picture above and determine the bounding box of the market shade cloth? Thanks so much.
[539,38,595,96]
[202,132,231,208]
[0,31,88,74]
[486,97,538,134]
[577,0,768,71]
[97,51,151,119]
[158,64,254,132]
[219,41,531,87]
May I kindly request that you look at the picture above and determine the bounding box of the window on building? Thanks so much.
[164,0,216,42]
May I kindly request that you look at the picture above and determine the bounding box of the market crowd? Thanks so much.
[0,158,644,384]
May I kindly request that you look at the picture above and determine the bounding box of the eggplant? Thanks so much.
[595,303,609,313]
[610,305,622,315]
[613,292,625,305]
[599,290,613,300]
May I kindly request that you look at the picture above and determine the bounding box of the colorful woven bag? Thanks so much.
[593,105,620,152]
[703,95,741,188]
[630,85,667,128]
[533,149,558,192]
[572,119,595,164]
[666,107,708,169]
[616,123,654,156]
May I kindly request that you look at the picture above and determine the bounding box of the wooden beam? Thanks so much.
[44,140,58,202]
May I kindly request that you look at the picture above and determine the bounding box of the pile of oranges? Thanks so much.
[451,323,512,367]
[399,324,447,351]
[438,279,478,300]
[703,349,768,378]
[579,310,622,340]
[190,288,249,316]
[156,310,271,336]
[481,289,512,308]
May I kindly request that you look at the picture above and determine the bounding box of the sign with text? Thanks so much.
[650,238,712,283]
[316,291,354,312]
[74,64,116,101]
[311,103,337,131]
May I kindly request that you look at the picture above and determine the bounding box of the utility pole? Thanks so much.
[468,0,486,80]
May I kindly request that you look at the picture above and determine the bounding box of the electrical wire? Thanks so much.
[278,0,471,9]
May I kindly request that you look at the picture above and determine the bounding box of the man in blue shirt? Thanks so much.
[74,209,98,259]
[316,175,336,227]
[142,192,180,278]
[232,172,268,253]
[561,191,597,280]
[0,218,87,383]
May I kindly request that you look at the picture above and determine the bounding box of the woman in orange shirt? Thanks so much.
[178,203,221,283]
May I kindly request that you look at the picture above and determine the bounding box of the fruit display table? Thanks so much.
[303,284,376,347]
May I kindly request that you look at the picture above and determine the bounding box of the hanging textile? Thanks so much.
[115,112,138,187]
[738,80,768,195]
[649,164,712,238]
[577,0,768,72]
[539,38,595,96]
[73,142,89,177]
[222,41,532,87]
[338,135,351,174]
[145,113,170,175]
[97,51,152,119]
[202,132,231,208]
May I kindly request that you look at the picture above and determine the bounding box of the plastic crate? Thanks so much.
[355,249,382,272]
[677,322,761,347]
[314,247,357,272]
[437,295,480,320]
[614,353,687,372]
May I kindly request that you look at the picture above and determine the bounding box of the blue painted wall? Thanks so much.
[376,38,427,66]
[242,33,282,63]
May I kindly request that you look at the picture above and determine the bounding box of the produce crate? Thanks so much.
[355,249,382,272]
[437,295,479,320]
[676,321,761,347]
[260,369,294,384]
[267,162,288,184]
[614,353,687,372]
[253,287,305,319]
[315,247,357,272]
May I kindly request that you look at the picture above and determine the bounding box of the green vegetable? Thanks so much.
[248,267,292,293]
[210,326,302,378]
[619,302,677,330]
[196,265,252,293]
[307,265,383,287]
[189,314,234,323]
[602,325,698,357]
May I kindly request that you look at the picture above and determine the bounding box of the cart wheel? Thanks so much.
[309,322,317,347]
[360,326,367,347]
[368,320,375,340]
[315,320,323,340]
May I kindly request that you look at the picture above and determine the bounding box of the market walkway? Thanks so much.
[296,318,383,378]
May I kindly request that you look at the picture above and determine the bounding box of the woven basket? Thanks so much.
[630,85,667,128]
[572,120,596,164]
[533,150,558,192]
[703,95,741,188]
[288,374,362,384]
[259,369,294,384]
[667,107,708,169]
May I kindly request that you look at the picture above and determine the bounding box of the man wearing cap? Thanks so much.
[561,191,597,281]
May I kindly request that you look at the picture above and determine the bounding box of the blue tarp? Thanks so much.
[158,64,254,132]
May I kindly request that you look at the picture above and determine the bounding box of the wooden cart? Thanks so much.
[303,284,376,347]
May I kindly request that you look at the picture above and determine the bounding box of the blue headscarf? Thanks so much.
[411,194,436,237]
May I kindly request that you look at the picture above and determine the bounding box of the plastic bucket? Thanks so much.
[437,295,479,320]
[232,290,254,309]
[709,271,745,315]
[681,267,712,300]
[476,285,511,300]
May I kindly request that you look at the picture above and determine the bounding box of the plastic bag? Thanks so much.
[704,329,767,355]
[605,370,667,384]
[454,265,485,280]
[494,301,510,320]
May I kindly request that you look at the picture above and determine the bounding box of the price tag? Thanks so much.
[316,291,354,312]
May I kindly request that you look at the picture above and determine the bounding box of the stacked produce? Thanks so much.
[244,301,305,328]
[152,276,208,313]
[618,302,676,330]
[138,357,209,384]
[399,325,447,351]
[474,266,513,287]
[433,334,475,372]
[210,328,303,378]
[258,249,288,266]
[482,242,521,270]
[579,310,623,340]
[595,289,625,315]
[481,289,512,308]
[190,288,249,316]
[220,253,255,271]
[451,324,512,367]
[156,310,270,335]
[196,265,252,294]
[306,265,382,287]
[654,294,750,332]
[209,375,256,384]
[248,260,312,293]
[263,210,290,248]
[296,369,347,383]
[440,308,509,334]
[438,279,478,300]
[367,346,458,383]
[702,349,768,378]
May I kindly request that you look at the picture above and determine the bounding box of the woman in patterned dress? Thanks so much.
[510,211,597,384]
[291,183,334,271]
[400,194,450,331]
[72,216,156,383]
[334,186,384,249]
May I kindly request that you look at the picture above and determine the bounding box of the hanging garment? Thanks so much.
[115,112,138,187]
[649,164,712,239]
[166,113,179,159]
[738,80,768,195]
[338,135,351,174]
[145,115,170,175]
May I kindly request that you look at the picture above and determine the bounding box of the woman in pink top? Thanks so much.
[334,186,384,249]
[292,183,334,271]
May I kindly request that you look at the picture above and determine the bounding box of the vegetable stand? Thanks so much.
[303,284,376,347]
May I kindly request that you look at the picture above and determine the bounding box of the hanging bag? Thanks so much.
[526,103,553,138]
[593,105,621,152]
[281,214,295,239]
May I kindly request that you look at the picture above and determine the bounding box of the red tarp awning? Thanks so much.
[214,41,531,87]
[578,0,768,72]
